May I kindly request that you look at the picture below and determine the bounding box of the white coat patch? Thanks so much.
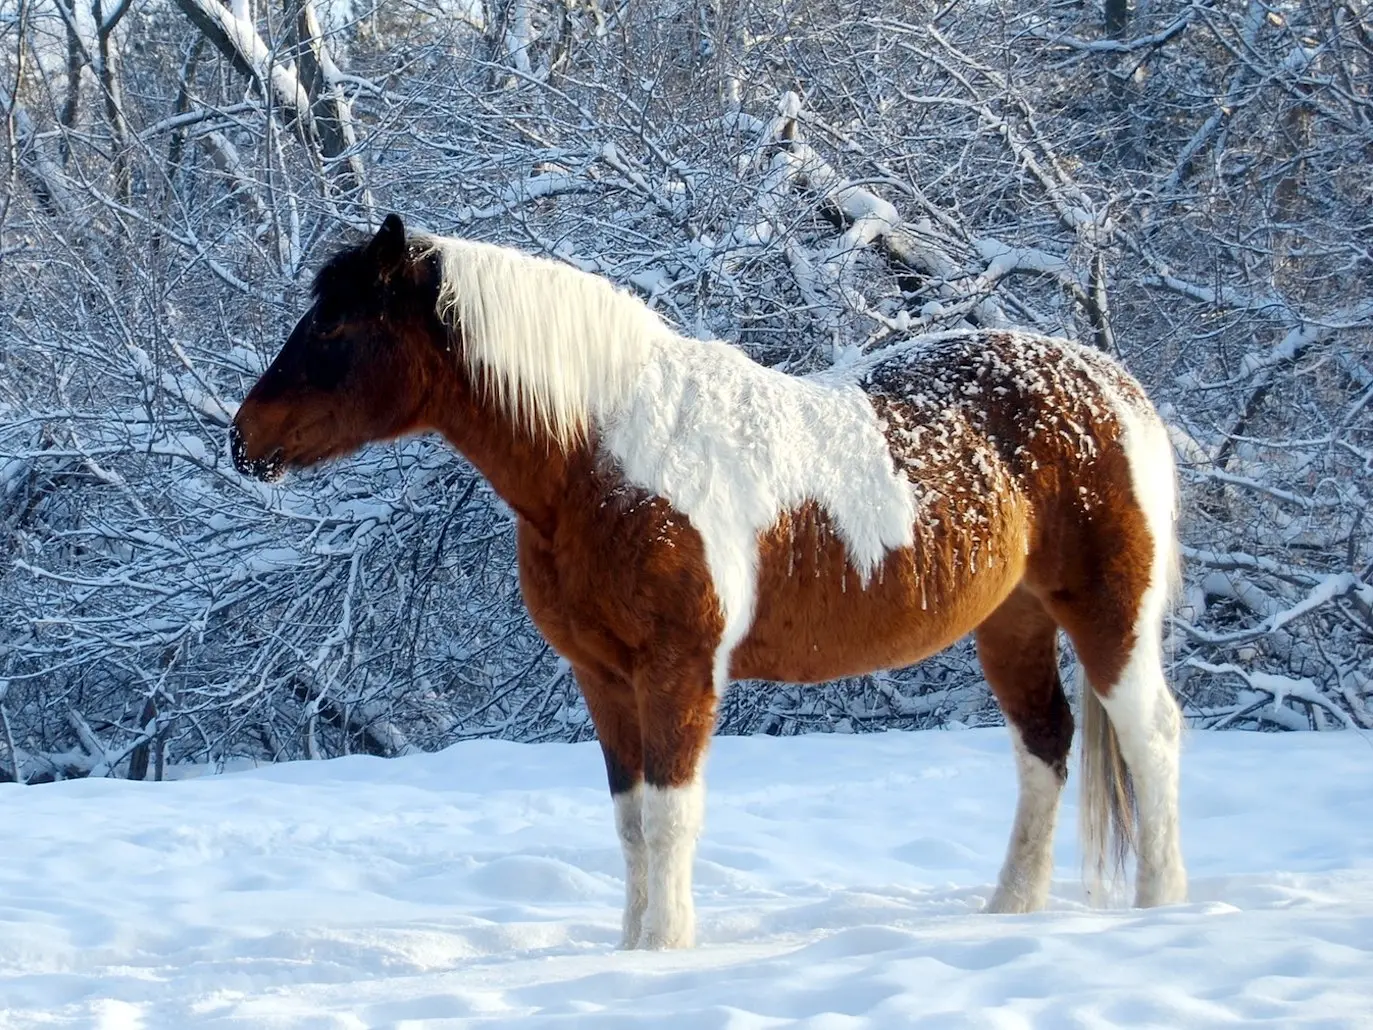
[603,339,916,690]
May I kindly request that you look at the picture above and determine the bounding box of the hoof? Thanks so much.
[985,891,1038,915]
[637,928,695,950]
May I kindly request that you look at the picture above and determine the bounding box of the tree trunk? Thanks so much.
[291,0,373,214]
[1105,0,1130,38]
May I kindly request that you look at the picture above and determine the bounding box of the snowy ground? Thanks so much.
[2,729,1371,1028]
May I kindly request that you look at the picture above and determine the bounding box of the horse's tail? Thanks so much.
[1078,399,1183,904]
[1078,666,1135,903]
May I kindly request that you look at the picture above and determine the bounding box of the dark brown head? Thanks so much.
[230,213,447,481]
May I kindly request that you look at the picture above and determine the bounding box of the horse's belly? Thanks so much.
[729,535,1024,684]
[731,617,953,683]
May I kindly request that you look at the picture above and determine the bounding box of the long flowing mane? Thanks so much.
[421,236,671,446]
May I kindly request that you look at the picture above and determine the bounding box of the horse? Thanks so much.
[230,213,1187,950]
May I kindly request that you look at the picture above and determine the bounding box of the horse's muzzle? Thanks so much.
[229,424,285,482]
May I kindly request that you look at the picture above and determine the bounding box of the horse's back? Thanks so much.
[859,331,1166,561]
[856,330,1157,498]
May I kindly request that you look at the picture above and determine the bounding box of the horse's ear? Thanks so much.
[367,213,407,280]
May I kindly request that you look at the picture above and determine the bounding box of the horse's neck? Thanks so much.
[424,332,791,532]
[425,382,582,534]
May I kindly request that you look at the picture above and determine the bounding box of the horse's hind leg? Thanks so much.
[1059,580,1186,908]
[577,664,648,949]
[976,587,1074,914]
[1046,419,1186,908]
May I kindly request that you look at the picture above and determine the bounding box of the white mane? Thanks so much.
[422,236,671,446]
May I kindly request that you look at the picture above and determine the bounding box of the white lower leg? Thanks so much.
[1099,660,1187,907]
[987,727,1064,914]
[613,785,647,948]
[1104,386,1187,908]
[639,779,704,950]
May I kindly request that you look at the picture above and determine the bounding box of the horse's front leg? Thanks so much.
[577,665,648,949]
[636,654,717,950]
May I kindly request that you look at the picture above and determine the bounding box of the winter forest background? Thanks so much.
[0,0,1369,782]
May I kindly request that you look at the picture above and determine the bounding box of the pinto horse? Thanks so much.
[231,214,1187,949]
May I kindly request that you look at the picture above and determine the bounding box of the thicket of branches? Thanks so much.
[1,0,1369,780]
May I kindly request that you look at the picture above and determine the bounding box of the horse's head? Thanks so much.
[230,213,445,481]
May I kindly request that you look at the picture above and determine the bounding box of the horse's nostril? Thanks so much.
[229,424,285,481]
[258,449,286,483]
[229,424,258,474]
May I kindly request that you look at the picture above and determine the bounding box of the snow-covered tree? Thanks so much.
[1,0,1368,779]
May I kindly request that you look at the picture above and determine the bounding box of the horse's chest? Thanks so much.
[516,501,720,671]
